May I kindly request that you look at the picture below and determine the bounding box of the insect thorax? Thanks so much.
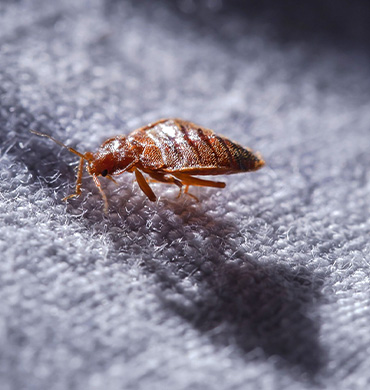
[88,137,137,176]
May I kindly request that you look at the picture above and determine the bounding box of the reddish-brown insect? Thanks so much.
[31,118,264,211]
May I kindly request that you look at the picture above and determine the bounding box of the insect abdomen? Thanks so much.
[129,118,264,174]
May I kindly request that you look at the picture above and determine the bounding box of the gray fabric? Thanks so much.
[1,1,370,389]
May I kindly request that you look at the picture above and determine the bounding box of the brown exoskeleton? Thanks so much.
[31,118,265,211]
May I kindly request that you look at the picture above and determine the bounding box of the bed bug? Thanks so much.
[31,118,265,211]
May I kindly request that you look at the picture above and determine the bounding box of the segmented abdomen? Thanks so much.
[128,118,264,175]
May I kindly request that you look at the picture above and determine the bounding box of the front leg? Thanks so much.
[62,157,85,201]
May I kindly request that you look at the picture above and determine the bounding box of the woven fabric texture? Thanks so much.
[1,1,370,389]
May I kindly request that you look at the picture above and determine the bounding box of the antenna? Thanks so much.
[30,130,86,159]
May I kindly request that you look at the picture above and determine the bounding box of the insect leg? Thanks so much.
[182,185,199,201]
[62,157,85,201]
[134,169,157,202]
[92,175,109,213]
[172,173,226,188]
[146,171,184,199]
[106,174,118,185]
[146,172,183,188]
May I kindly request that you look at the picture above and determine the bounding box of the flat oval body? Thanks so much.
[128,118,264,175]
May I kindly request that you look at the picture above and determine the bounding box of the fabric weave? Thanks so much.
[1,1,370,389]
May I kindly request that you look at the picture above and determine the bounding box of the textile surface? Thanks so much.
[1,1,370,389]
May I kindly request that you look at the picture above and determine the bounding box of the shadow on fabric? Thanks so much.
[150,207,326,380]
[78,194,326,382]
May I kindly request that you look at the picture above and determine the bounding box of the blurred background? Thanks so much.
[1,1,370,390]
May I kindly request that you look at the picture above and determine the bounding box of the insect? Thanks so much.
[31,118,265,211]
